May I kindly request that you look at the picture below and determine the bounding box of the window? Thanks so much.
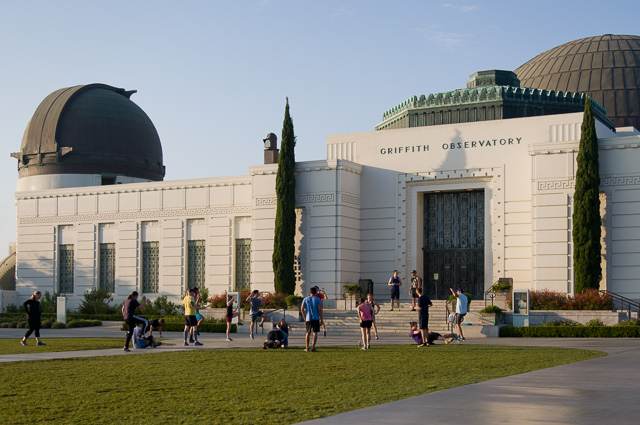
[59,244,74,294]
[235,239,251,291]
[187,240,205,289]
[99,243,115,293]
[142,241,159,293]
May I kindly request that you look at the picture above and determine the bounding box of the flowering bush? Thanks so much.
[209,290,251,308]
[530,288,612,310]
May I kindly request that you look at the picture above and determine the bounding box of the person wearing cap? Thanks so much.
[415,287,433,347]
[409,270,422,311]
[449,287,468,342]
[387,270,402,311]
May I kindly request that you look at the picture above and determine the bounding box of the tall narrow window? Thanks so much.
[187,240,205,289]
[142,241,159,293]
[235,239,251,291]
[59,244,74,294]
[99,243,115,293]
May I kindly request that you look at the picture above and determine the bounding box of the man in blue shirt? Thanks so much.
[301,287,323,352]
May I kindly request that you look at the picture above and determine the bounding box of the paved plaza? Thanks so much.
[1,323,639,424]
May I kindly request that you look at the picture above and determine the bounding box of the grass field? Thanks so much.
[0,344,604,425]
[0,338,124,355]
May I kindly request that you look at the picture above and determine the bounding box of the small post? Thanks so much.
[57,296,67,324]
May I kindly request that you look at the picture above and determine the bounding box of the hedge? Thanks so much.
[500,326,640,338]
[66,320,103,328]
[120,321,235,333]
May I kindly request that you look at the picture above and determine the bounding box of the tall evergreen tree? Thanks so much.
[272,98,296,294]
[572,97,602,293]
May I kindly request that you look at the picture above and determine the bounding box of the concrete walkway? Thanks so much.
[1,324,639,424]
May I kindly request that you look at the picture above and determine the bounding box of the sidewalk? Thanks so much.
[2,324,639,424]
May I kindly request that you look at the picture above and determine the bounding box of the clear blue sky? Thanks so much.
[0,1,638,251]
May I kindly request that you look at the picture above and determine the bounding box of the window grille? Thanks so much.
[142,241,159,293]
[99,243,115,293]
[235,239,251,291]
[187,240,205,289]
[59,244,74,294]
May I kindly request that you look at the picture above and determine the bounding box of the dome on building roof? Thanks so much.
[12,84,165,181]
[515,34,640,130]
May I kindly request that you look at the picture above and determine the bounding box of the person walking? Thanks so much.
[416,287,433,347]
[387,270,402,311]
[122,291,148,352]
[20,291,45,347]
[450,287,468,342]
[183,288,203,346]
[357,297,373,350]
[409,270,422,311]
[301,286,323,352]
[365,293,381,340]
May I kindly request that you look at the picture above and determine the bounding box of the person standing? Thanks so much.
[409,270,423,311]
[450,287,468,342]
[387,270,402,311]
[183,288,203,346]
[122,291,148,352]
[20,291,45,347]
[301,286,323,352]
[357,297,373,350]
[225,295,241,342]
[246,290,268,340]
[365,293,380,340]
[313,286,328,337]
[415,287,433,347]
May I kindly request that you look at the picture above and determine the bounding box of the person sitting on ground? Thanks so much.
[263,320,289,349]
[132,323,161,348]
[149,318,164,338]
[410,322,457,346]
[409,321,423,345]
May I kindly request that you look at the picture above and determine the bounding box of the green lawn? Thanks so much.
[0,338,123,355]
[0,345,604,425]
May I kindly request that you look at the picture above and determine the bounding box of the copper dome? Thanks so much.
[13,84,165,181]
[515,34,640,130]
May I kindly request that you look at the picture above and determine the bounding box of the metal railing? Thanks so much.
[600,290,639,318]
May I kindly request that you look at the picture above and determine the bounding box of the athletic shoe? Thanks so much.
[366,345,370,350]
[417,343,426,348]
[250,334,254,340]
[375,335,379,340]
[20,340,27,346]
[389,308,394,311]
[194,341,203,346]
[183,342,189,346]
[445,337,454,345]
[411,307,416,311]
[36,342,46,346]
[226,338,233,342]
[263,342,268,349]
[304,348,309,352]
[123,346,130,352]
[189,338,195,343]
[323,331,326,337]
[458,338,464,342]
[310,348,318,352]
[361,346,367,350]
[397,308,401,311]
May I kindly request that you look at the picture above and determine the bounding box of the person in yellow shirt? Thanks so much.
[183,288,203,346]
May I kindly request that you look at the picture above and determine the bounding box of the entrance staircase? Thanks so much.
[274,300,487,337]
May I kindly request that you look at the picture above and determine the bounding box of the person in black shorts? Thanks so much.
[416,287,432,347]
[387,270,402,311]
[149,318,164,338]
[225,295,241,342]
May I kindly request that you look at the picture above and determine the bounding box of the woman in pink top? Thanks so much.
[357,297,373,350]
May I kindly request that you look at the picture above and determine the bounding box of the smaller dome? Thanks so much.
[12,84,165,181]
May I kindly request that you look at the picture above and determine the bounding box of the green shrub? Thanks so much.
[17,321,28,328]
[66,319,102,328]
[5,304,18,313]
[152,295,181,315]
[51,322,67,329]
[0,322,10,328]
[501,325,640,337]
[586,319,606,327]
[285,295,303,306]
[480,305,503,314]
[8,321,18,328]
[614,319,640,327]
[40,292,58,314]
[541,319,582,327]
[263,292,288,309]
[530,289,569,310]
[41,320,54,329]
[77,288,116,315]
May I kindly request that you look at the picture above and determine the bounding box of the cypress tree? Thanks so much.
[272,98,296,294]
[572,97,602,293]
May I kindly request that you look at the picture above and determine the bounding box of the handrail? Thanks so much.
[484,278,512,308]
[600,290,640,313]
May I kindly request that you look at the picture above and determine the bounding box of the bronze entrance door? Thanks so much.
[423,190,484,300]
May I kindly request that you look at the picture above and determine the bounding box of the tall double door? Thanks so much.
[423,190,485,300]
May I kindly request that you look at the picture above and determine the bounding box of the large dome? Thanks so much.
[13,84,165,181]
[515,34,640,130]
